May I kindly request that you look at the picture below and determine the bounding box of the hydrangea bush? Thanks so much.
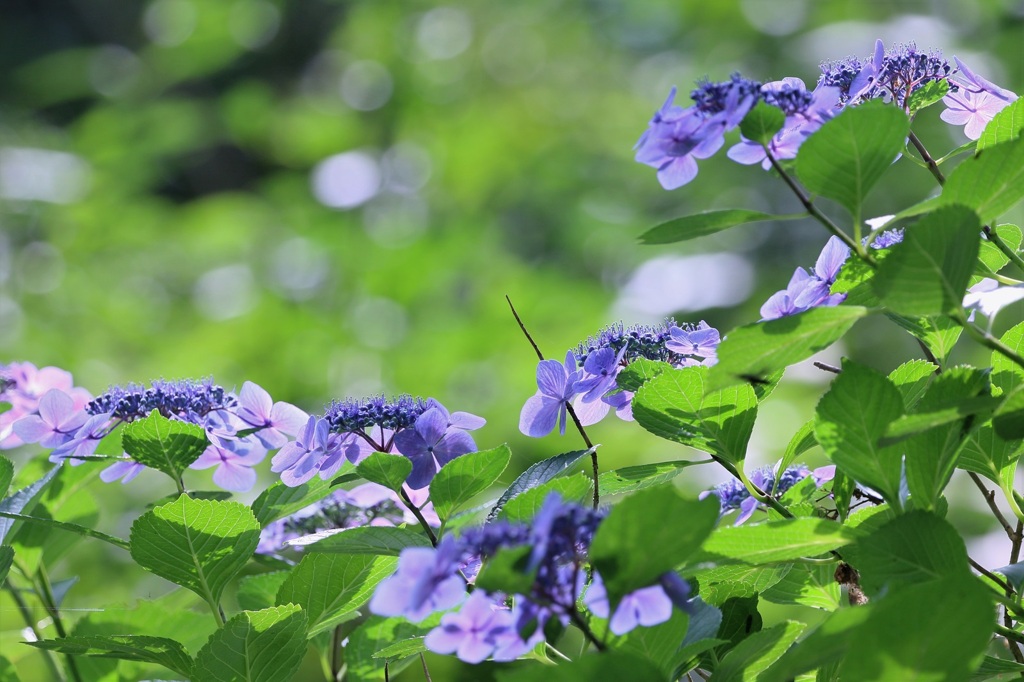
[2,39,1023,680]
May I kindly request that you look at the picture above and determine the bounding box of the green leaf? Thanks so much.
[778,420,817,488]
[487,448,591,521]
[0,456,12,498]
[371,636,427,660]
[129,495,261,605]
[0,545,13,584]
[691,564,791,606]
[714,621,806,682]
[639,210,804,245]
[887,313,963,367]
[590,487,719,608]
[251,477,333,526]
[192,605,308,682]
[599,460,706,496]
[814,359,905,505]
[900,367,992,508]
[977,97,1024,152]
[941,135,1024,224]
[498,473,592,522]
[971,656,1024,682]
[430,444,511,521]
[302,525,432,555]
[993,321,1024,396]
[994,562,1024,590]
[356,452,412,493]
[608,609,689,680]
[237,571,291,611]
[759,607,871,682]
[0,655,18,682]
[796,101,910,217]
[28,635,194,678]
[888,359,938,409]
[0,464,60,544]
[839,576,993,681]
[346,615,439,682]
[714,595,763,658]
[760,564,841,610]
[495,653,666,682]
[993,386,1024,440]
[976,224,1022,280]
[474,545,535,596]
[842,510,968,594]
[708,306,870,390]
[0,510,129,549]
[693,518,859,566]
[959,423,1023,483]
[276,553,396,637]
[872,206,981,316]
[740,101,786,144]
[907,79,949,114]
[633,366,757,464]
[616,359,672,392]
[122,411,208,482]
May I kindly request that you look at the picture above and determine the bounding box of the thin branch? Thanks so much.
[1012,521,1023,565]
[907,131,945,185]
[36,564,83,682]
[4,582,66,681]
[983,225,1024,276]
[969,556,1014,595]
[419,653,433,682]
[505,295,544,362]
[813,361,842,374]
[968,472,1018,542]
[400,488,438,547]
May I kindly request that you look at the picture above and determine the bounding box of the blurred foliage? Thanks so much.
[0,0,1021,679]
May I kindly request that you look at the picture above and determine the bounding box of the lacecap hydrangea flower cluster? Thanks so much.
[636,40,1017,190]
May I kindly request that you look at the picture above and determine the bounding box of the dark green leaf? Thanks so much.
[616,359,672,392]
[487,448,591,521]
[714,621,806,682]
[0,456,12,498]
[345,615,438,682]
[371,636,427,660]
[839,576,993,681]
[497,473,592,522]
[0,545,13,584]
[302,525,432,555]
[129,495,260,604]
[430,444,511,521]
[356,452,412,493]
[590,487,719,608]
[740,101,786,144]
[0,464,60,544]
[708,306,869,390]
[994,385,1024,439]
[633,366,757,464]
[842,510,968,594]
[28,635,194,678]
[796,101,910,217]
[237,571,290,611]
[474,545,535,596]
[691,564,791,606]
[609,610,689,680]
[0,654,17,682]
[941,135,1024,224]
[192,605,308,682]
[872,206,981,316]
[907,79,949,114]
[251,477,333,526]
[977,97,1024,152]
[971,656,1024,682]
[122,411,208,482]
[599,459,706,496]
[977,224,1023,281]
[495,652,666,682]
[713,595,762,657]
[639,210,803,245]
[277,553,396,636]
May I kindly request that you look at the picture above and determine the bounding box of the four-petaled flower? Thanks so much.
[519,351,583,437]
[394,403,484,489]
[270,415,344,486]
[234,381,309,449]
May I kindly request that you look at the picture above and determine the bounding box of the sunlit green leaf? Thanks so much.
[192,605,308,682]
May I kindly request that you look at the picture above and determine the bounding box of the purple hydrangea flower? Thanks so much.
[761,236,849,320]
[423,591,520,664]
[702,464,831,525]
[519,351,583,437]
[941,58,1018,140]
[574,346,628,403]
[0,363,91,449]
[190,439,267,492]
[270,415,345,486]
[583,573,676,636]
[369,540,465,622]
[48,412,112,465]
[12,389,88,450]
[100,458,145,485]
[665,321,720,367]
[234,381,309,450]
[394,403,483,490]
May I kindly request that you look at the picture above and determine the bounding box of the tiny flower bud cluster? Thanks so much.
[520,320,720,438]
[369,494,691,663]
[272,396,485,490]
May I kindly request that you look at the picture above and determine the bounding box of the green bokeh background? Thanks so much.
[0,0,1021,679]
